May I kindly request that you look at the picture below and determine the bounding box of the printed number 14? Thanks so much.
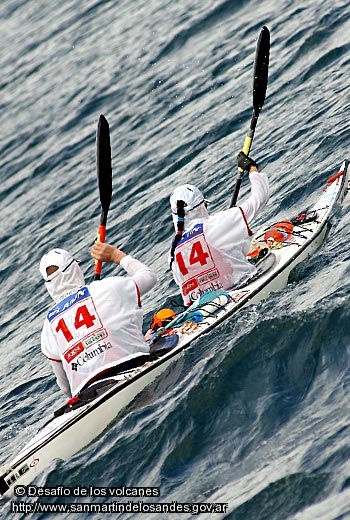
[55,304,96,342]
[176,240,209,275]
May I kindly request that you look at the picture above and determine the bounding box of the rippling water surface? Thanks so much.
[1,0,350,518]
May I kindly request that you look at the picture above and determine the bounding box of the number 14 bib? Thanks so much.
[175,224,220,298]
[47,287,105,363]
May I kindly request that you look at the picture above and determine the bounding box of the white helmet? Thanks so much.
[39,248,75,281]
[39,248,85,303]
[170,184,209,214]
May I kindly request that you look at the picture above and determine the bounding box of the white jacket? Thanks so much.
[171,171,269,305]
[41,256,156,397]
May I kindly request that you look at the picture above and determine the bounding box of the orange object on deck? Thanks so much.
[264,220,294,244]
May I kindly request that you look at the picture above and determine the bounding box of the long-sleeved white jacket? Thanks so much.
[41,255,156,397]
[171,171,269,305]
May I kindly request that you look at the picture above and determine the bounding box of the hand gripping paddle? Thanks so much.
[230,26,270,207]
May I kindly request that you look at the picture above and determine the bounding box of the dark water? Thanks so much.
[1,0,350,518]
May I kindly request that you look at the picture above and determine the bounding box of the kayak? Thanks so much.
[0,159,349,498]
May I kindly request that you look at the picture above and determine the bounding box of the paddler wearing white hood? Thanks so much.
[39,241,156,397]
[169,151,269,306]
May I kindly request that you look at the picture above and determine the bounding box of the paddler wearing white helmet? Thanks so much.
[169,151,269,306]
[39,241,157,398]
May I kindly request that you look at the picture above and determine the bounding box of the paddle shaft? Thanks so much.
[230,110,259,207]
[230,26,270,208]
[94,114,112,280]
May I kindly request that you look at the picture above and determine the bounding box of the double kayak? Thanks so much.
[0,159,349,498]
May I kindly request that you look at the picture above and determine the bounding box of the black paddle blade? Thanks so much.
[96,114,112,222]
[253,26,270,115]
[230,26,271,208]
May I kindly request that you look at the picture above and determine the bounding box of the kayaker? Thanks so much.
[169,151,269,306]
[39,241,157,397]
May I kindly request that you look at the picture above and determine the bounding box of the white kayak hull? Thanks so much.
[1,160,349,497]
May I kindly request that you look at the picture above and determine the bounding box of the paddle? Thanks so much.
[230,26,270,207]
[94,114,112,280]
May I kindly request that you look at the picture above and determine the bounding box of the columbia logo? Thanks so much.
[71,363,78,371]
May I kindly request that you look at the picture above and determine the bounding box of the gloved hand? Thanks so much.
[237,151,258,171]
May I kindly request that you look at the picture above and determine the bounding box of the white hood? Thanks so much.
[171,202,210,231]
[170,184,210,231]
[40,248,85,303]
[45,261,85,303]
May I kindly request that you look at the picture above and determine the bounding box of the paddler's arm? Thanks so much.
[48,359,71,397]
[41,323,71,397]
[237,152,269,222]
[90,241,157,296]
